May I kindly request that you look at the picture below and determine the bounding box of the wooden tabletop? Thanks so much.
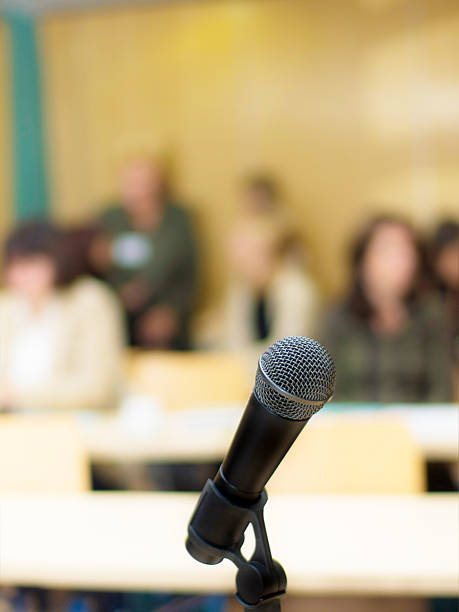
[77,403,459,463]
[1,493,457,596]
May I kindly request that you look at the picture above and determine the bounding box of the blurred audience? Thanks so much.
[90,156,197,349]
[322,216,453,403]
[0,221,124,412]
[429,219,459,400]
[220,174,318,350]
[429,221,459,354]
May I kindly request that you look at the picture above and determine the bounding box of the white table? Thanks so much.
[382,404,459,461]
[77,403,459,463]
[0,493,457,596]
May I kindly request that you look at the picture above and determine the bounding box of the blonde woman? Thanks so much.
[223,175,319,351]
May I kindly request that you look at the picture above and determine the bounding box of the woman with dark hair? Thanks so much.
[429,220,459,400]
[429,222,459,342]
[429,220,459,295]
[0,220,124,412]
[321,216,452,402]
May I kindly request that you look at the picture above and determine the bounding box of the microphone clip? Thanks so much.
[186,479,286,611]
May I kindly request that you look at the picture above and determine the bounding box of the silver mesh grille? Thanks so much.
[254,336,336,421]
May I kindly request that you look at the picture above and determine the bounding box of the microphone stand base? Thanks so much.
[186,479,286,611]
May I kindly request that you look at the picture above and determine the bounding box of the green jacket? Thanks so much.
[98,202,197,317]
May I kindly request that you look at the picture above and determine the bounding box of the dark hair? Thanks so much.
[431,220,459,254]
[428,219,459,292]
[348,215,425,320]
[65,225,101,278]
[245,174,279,201]
[4,220,77,286]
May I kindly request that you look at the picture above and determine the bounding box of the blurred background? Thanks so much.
[0,0,457,611]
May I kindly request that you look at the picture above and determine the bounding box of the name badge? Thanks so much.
[112,233,153,269]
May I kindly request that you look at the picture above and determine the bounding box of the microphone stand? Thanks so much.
[186,480,286,611]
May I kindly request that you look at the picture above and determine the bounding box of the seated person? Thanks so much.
[220,174,319,350]
[321,215,452,403]
[429,220,459,399]
[90,155,197,349]
[0,221,124,412]
[429,221,459,353]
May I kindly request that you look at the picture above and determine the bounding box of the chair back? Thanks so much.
[268,416,425,494]
[127,351,251,411]
[0,414,90,493]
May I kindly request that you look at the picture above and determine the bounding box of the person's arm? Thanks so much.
[318,303,356,402]
[10,282,126,412]
[134,211,198,347]
[88,205,124,277]
[422,301,454,402]
[159,213,198,316]
[139,209,197,310]
[318,305,341,363]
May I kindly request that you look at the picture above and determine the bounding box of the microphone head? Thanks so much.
[255,336,336,421]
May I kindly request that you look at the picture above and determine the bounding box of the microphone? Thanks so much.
[186,336,336,567]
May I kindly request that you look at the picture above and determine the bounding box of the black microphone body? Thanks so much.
[187,392,307,563]
[215,392,307,503]
[186,336,336,565]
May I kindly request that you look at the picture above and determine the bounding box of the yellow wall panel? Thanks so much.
[363,6,459,224]
[0,19,11,244]
[39,0,459,304]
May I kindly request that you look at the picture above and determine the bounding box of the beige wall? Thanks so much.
[0,19,11,242]
[39,0,459,305]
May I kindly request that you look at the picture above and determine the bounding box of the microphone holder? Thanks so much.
[186,479,286,611]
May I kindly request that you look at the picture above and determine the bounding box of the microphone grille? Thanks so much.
[255,336,336,421]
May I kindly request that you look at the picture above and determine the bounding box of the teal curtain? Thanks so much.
[4,9,49,220]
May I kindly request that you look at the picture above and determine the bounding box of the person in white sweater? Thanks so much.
[222,175,319,352]
[0,221,125,412]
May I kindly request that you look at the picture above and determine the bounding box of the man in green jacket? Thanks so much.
[91,156,197,349]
